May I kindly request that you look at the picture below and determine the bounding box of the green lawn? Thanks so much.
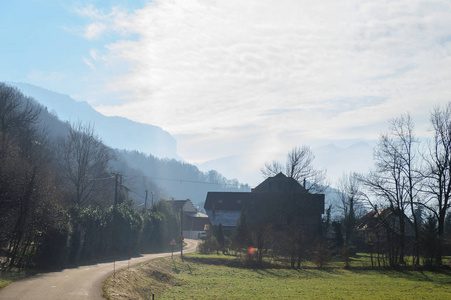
[104,254,451,299]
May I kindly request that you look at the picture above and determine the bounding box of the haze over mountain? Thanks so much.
[198,142,375,188]
[10,82,375,189]
[314,142,375,184]
[6,81,376,213]
[9,82,179,160]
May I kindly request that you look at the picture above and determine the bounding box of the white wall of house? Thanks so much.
[205,209,240,227]
[183,230,204,239]
[182,200,197,213]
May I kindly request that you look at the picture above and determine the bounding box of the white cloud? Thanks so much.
[77,0,451,182]
[83,22,106,39]
[74,4,131,40]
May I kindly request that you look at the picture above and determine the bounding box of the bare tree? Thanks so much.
[359,114,421,266]
[0,83,42,155]
[337,172,363,249]
[423,103,451,265]
[261,146,327,192]
[390,114,422,265]
[261,160,283,178]
[0,84,40,133]
[57,122,114,206]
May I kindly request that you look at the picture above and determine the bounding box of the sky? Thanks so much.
[1,0,451,187]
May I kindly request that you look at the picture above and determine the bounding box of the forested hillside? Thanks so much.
[0,82,246,269]
[9,82,251,208]
[114,150,251,208]
[9,82,179,160]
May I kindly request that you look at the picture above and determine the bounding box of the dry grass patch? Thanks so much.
[103,257,186,299]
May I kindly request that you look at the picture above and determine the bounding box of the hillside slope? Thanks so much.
[9,82,179,160]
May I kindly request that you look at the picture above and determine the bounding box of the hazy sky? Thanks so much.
[2,0,451,186]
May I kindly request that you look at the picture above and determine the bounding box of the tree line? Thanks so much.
[0,83,181,269]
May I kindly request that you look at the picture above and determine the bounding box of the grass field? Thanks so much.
[104,254,451,299]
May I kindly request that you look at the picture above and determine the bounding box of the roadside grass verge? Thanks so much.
[103,257,187,299]
[0,269,35,290]
[104,253,451,299]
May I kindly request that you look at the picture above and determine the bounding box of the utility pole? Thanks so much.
[180,203,184,261]
[144,190,148,210]
[114,173,119,208]
[112,172,120,253]
[113,173,124,207]
[152,191,154,206]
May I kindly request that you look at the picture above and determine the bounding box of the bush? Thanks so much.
[313,242,333,268]
[198,236,220,254]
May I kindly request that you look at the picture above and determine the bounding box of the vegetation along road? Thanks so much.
[0,239,199,299]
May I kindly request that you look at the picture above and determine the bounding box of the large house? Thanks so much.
[204,173,325,234]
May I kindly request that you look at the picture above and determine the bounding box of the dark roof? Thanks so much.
[204,192,250,210]
[356,207,415,236]
[166,199,196,213]
[252,172,307,193]
[204,191,324,215]
[168,200,187,212]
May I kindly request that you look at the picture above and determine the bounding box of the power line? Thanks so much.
[129,189,145,199]
[112,173,248,203]
[92,175,115,181]
[114,172,247,187]
[147,176,225,185]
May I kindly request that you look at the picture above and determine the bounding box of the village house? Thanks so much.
[167,199,211,239]
[356,207,416,239]
[204,173,325,235]
[354,206,416,253]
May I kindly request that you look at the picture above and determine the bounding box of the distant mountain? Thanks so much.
[8,82,179,160]
[314,142,374,185]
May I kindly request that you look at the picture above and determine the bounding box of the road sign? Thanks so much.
[169,238,177,246]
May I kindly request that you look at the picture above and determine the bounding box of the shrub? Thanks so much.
[198,236,220,254]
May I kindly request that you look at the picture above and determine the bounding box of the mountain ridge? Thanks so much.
[8,82,180,160]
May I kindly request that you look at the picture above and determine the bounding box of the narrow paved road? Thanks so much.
[0,239,199,299]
